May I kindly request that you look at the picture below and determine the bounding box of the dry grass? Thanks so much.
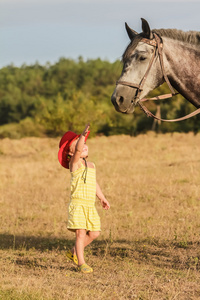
[0,132,200,299]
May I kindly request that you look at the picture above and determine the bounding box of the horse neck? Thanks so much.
[162,37,200,108]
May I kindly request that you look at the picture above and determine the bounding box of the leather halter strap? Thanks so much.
[116,33,200,122]
[117,37,158,95]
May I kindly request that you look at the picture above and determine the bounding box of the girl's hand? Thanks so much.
[82,123,90,136]
[100,199,110,210]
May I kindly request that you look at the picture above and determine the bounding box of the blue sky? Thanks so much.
[1,0,200,68]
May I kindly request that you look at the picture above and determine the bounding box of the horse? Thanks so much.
[111,18,200,122]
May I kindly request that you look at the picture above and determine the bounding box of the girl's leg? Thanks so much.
[84,231,100,248]
[72,231,100,261]
[75,229,87,266]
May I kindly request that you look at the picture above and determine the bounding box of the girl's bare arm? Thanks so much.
[96,182,110,210]
[70,124,90,166]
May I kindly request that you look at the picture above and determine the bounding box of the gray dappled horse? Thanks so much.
[111,18,200,122]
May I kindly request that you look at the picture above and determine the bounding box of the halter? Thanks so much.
[116,33,200,122]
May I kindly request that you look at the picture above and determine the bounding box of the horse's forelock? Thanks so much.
[122,35,143,62]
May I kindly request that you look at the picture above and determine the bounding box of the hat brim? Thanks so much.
[58,131,90,169]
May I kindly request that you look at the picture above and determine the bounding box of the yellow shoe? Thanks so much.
[66,250,78,265]
[78,263,93,274]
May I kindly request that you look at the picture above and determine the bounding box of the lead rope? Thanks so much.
[138,100,200,122]
[82,158,88,183]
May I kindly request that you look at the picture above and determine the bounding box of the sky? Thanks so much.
[1,0,200,68]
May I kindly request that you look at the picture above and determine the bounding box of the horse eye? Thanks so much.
[139,56,147,61]
[124,62,130,69]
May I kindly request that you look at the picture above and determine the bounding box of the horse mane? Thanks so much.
[153,28,200,46]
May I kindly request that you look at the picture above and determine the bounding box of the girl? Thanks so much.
[58,124,110,273]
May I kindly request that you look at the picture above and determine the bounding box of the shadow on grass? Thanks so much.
[0,233,108,251]
[100,239,200,271]
[0,234,199,270]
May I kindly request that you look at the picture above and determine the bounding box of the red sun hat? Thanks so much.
[58,130,90,169]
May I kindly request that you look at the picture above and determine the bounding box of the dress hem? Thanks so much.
[67,227,101,232]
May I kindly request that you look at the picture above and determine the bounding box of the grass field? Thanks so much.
[0,132,200,300]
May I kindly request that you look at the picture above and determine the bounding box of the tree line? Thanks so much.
[0,57,199,139]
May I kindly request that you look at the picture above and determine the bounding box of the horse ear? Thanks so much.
[141,18,153,39]
[125,22,138,40]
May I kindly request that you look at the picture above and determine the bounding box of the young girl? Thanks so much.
[58,124,110,273]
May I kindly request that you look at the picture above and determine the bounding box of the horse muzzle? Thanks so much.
[111,88,138,114]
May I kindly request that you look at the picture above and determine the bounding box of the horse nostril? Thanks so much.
[119,96,124,104]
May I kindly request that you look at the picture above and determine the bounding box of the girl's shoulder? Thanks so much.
[70,160,95,172]
[87,161,95,169]
[69,160,83,173]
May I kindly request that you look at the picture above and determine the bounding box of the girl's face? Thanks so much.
[69,139,88,158]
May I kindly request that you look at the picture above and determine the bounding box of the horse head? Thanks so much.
[111,18,164,114]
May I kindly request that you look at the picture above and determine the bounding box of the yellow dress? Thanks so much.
[67,163,101,232]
